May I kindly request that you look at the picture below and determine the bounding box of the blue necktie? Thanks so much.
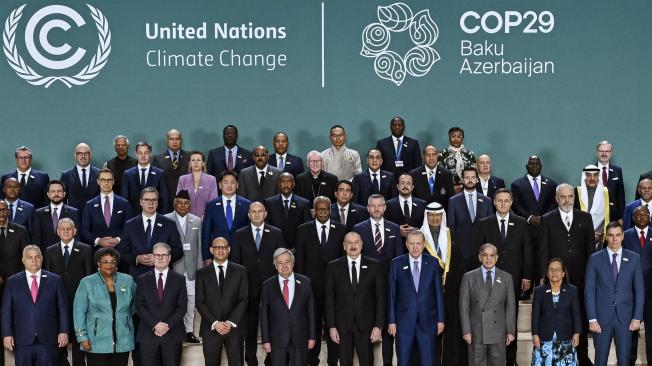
[226,200,233,230]
[278,156,285,170]
[63,245,70,267]
[255,228,261,251]
[396,138,402,160]
[145,218,152,245]
[428,173,435,194]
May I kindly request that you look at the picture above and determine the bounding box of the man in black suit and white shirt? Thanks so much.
[31,180,80,251]
[475,154,505,199]
[237,146,282,203]
[268,132,305,177]
[206,125,253,179]
[0,146,50,208]
[375,117,422,176]
[294,151,338,204]
[384,173,426,241]
[195,237,248,366]
[351,149,397,205]
[59,143,100,214]
[324,232,385,366]
[231,202,285,366]
[595,141,625,221]
[331,180,369,231]
[264,173,311,250]
[408,145,455,209]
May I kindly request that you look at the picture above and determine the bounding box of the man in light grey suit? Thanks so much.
[165,190,201,343]
[237,146,282,203]
[460,243,516,366]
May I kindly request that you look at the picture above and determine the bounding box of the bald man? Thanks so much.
[153,129,190,207]
[60,143,100,214]
[237,146,282,203]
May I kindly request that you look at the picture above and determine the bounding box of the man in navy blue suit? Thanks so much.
[585,221,644,366]
[622,206,652,364]
[1,245,69,366]
[475,154,505,199]
[269,132,305,177]
[595,141,625,221]
[331,180,369,231]
[60,143,100,213]
[3,177,34,232]
[206,125,253,179]
[387,230,445,366]
[31,180,80,251]
[201,170,251,263]
[0,146,50,208]
[81,168,133,250]
[351,149,397,205]
[121,141,169,216]
[118,187,182,277]
[375,117,422,176]
[623,178,652,231]
[448,166,493,271]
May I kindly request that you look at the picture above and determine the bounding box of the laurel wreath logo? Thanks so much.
[361,3,440,86]
[3,4,111,88]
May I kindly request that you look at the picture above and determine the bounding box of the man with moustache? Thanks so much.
[330,180,369,231]
[3,177,34,232]
[375,116,422,176]
[538,183,595,366]
[264,172,312,249]
[237,146,282,203]
[574,165,617,246]
[31,180,80,251]
[105,135,138,195]
[153,129,190,207]
[60,143,100,213]
[475,154,505,199]
[268,132,305,177]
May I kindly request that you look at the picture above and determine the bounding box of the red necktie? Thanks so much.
[282,279,289,307]
[30,274,38,303]
[602,167,608,185]
[641,230,646,249]
[157,273,164,302]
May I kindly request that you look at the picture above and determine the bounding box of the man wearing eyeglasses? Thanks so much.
[0,146,50,208]
[118,187,182,277]
[135,242,188,366]
[195,237,248,366]
[60,143,100,214]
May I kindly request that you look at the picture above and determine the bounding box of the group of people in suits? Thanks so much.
[0,118,651,366]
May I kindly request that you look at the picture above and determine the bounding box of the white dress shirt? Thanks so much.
[26,270,41,288]
[347,256,361,283]
[315,219,331,241]
[278,273,296,307]
[155,267,169,288]
[142,213,157,231]
[497,212,510,236]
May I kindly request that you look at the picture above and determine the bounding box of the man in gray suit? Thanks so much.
[460,243,516,366]
[237,146,282,202]
[165,190,201,343]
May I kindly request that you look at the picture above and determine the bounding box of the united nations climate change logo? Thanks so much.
[360,3,439,86]
[3,4,111,88]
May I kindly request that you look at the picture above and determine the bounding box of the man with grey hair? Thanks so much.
[538,183,596,365]
[105,135,137,196]
[594,140,625,222]
[294,150,338,203]
[60,143,100,213]
[0,146,50,208]
[135,242,188,366]
[321,125,362,181]
[260,247,316,366]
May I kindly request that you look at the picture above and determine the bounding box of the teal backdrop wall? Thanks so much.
[0,0,650,200]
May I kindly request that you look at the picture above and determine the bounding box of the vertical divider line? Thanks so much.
[321,2,325,88]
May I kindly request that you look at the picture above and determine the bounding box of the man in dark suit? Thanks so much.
[0,146,50,208]
[595,141,625,221]
[408,145,454,209]
[260,248,316,366]
[538,183,596,366]
[43,218,93,366]
[387,231,445,366]
[152,129,190,208]
[351,148,397,205]
[294,196,346,366]
[375,116,422,176]
[294,151,338,203]
[60,143,100,213]
[118,187,183,277]
[206,124,253,179]
[510,155,557,287]
[104,135,137,196]
[264,173,312,249]
[622,206,652,363]
[202,170,252,263]
[448,166,493,271]
[324,232,385,366]
[231,202,285,366]
[122,141,170,215]
[0,200,29,366]
[3,177,34,232]
[237,145,282,203]
[623,178,652,231]
[31,180,80,251]
[195,237,248,366]
[269,132,305,177]
[352,194,403,365]
[1,245,69,366]
[81,168,133,250]
[478,188,532,365]
[135,242,188,366]
[585,221,644,366]
[385,173,426,244]
[331,180,369,231]
[475,154,505,199]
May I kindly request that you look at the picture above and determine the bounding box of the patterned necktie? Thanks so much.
[255,228,261,251]
[81,168,87,189]
[30,274,38,303]
[227,150,234,170]
[532,177,540,201]
[403,199,410,222]
[278,156,285,171]
[374,223,383,253]
[641,230,646,249]
[339,208,346,225]
[52,207,59,231]
[320,225,327,246]
[157,272,164,302]
[565,216,571,231]
[226,200,233,230]
[282,279,289,306]
[140,168,147,187]
[145,218,152,245]
[602,167,608,185]
[486,270,493,292]
[412,260,420,291]
[371,173,379,194]
[396,138,402,160]
[428,172,435,194]
[103,196,111,227]
[500,219,506,241]
[351,260,358,287]
[172,153,179,169]
[468,193,475,221]
[63,245,70,267]
[612,253,619,280]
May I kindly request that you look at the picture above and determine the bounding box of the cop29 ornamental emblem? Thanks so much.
[3,4,111,88]
[360,3,439,86]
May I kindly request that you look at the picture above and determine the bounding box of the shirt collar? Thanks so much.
[138,163,151,170]
[316,219,331,229]
[276,153,287,160]
[17,167,31,176]
[60,240,74,249]
[256,166,268,174]
[637,226,649,234]
[214,260,228,270]
[101,192,114,200]
[281,193,293,201]
[50,202,63,210]
[26,269,41,278]
[156,267,169,278]
[497,212,510,221]
[142,212,156,222]
[607,246,623,257]
[251,223,265,231]
[278,272,295,284]
[409,254,422,263]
